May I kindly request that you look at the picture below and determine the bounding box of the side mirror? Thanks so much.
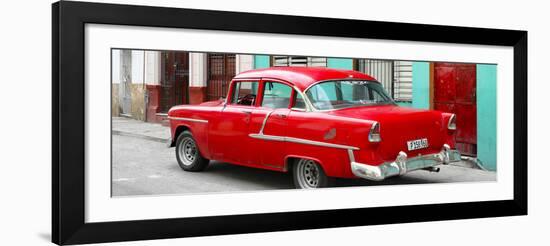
[218,98,227,108]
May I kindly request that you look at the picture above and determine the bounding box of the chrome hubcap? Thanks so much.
[297,159,320,188]
[179,137,197,165]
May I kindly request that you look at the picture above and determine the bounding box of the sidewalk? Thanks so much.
[112,117,171,143]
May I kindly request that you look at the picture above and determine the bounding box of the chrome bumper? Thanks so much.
[350,144,461,181]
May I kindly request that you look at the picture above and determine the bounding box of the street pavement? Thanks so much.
[111,119,496,196]
[112,117,170,143]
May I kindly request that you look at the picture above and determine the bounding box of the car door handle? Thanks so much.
[276,113,287,118]
[241,110,252,115]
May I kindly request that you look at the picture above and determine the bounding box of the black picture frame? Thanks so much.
[52,1,527,245]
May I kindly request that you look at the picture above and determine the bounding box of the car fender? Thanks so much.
[283,155,325,173]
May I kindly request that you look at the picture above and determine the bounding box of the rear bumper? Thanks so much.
[350,144,461,181]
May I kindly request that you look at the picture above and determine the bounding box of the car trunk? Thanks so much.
[329,105,446,162]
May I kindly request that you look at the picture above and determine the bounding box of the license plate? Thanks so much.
[407,138,429,151]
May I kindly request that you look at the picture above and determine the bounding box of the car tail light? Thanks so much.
[448,114,457,130]
[368,122,381,142]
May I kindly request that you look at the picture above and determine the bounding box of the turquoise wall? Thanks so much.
[412,62,430,109]
[254,55,271,69]
[327,58,354,69]
[476,64,497,171]
[396,101,413,107]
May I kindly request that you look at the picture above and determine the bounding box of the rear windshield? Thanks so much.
[305,80,394,110]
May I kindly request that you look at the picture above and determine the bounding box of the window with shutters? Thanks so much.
[393,61,413,102]
[272,56,327,67]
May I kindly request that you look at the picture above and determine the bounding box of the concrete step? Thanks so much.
[156,113,170,126]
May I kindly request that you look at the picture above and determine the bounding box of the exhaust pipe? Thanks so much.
[423,166,440,172]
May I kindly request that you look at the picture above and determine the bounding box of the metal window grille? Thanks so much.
[272,56,327,67]
[357,59,394,96]
[160,52,189,113]
[207,54,236,101]
[357,59,413,102]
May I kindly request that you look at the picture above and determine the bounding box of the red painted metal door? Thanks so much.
[433,63,477,156]
[160,52,189,113]
[207,54,236,101]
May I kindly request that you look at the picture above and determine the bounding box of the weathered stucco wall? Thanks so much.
[130,84,146,121]
[112,84,120,116]
[111,83,145,120]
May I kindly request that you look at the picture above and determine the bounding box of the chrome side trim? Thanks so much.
[347,149,355,162]
[252,109,359,153]
[259,110,275,134]
[249,133,359,150]
[167,116,208,124]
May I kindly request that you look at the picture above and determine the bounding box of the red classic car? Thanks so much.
[168,67,461,189]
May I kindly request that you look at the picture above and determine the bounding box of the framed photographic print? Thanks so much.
[52,1,527,245]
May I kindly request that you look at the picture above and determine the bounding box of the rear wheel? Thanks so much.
[293,159,330,189]
[175,131,209,172]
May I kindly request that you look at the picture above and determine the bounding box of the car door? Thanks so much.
[248,80,294,169]
[212,80,260,164]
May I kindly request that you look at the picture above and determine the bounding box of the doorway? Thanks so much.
[433,63,477,156]
[207,53,236,101]
[159,52,189,113]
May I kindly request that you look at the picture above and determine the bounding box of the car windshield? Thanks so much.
[305,80,394,110]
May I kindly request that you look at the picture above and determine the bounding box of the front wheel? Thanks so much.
[293,159,331,189]
[175,131,209,172]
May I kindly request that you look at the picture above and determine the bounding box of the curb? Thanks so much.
[112,130,170,144]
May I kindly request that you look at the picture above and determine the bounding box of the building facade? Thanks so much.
[112,50,496,171]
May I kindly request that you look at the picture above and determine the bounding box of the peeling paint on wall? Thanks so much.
[112,84,120,116]
[130,84,146,121]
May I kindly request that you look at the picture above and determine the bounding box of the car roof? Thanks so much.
[233,67,378,91]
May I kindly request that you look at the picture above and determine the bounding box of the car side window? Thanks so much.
[230,81,259,106]
[261,82,292,109]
